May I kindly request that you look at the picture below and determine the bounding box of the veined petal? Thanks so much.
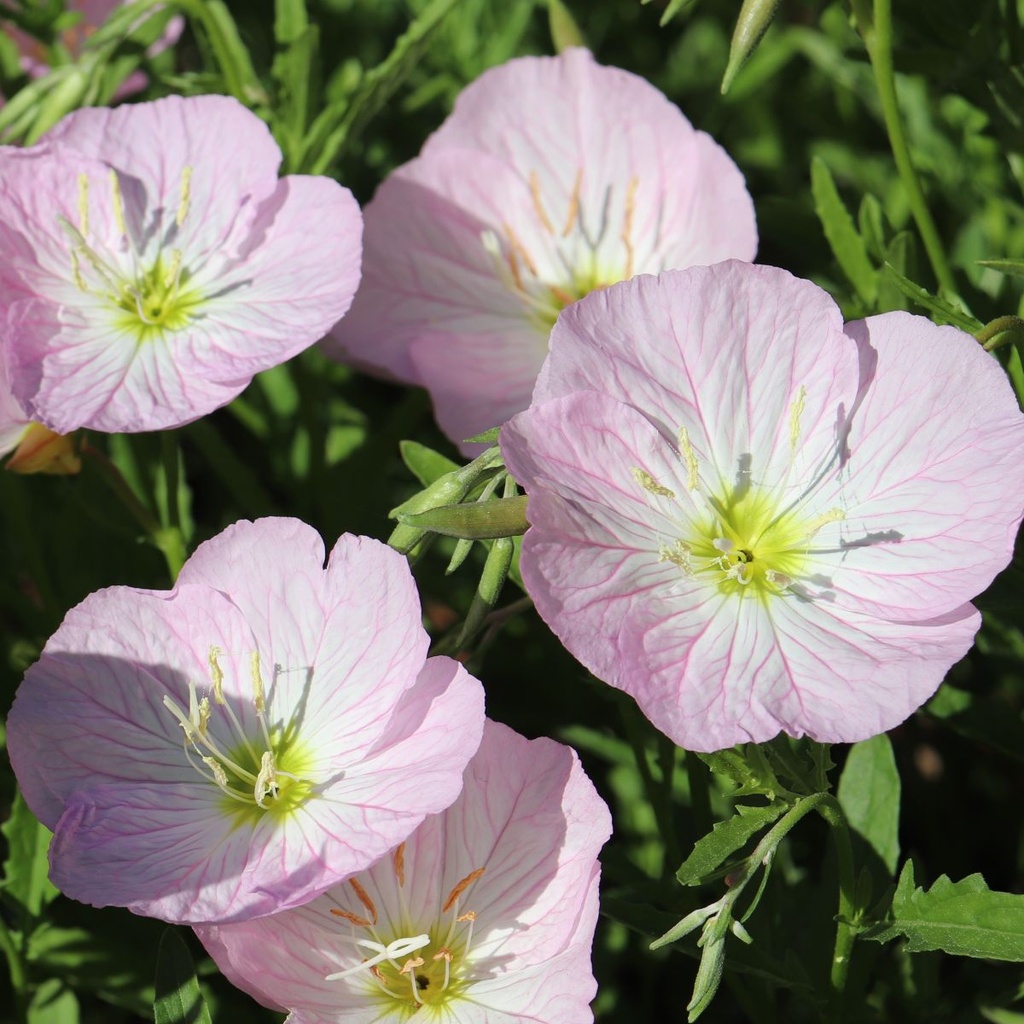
[817,313,1024,620]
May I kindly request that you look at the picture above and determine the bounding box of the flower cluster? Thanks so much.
[328,47,757,450]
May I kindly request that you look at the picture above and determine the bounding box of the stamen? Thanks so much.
[632,467,675,499]
[562,169,583,236]
[789,386,807,452]
[177,166,193,227]
[77,173,90,237]
[163,249,183,293]
[804,507,845,538]
[325,934,430,982]
[349,878,378,926]
[678,427,700,491]
[434,947,453,990]
[659,540,694,574]
[209,646,225,703]
[330,907,373,928]
[109,169,126,238]
[70,249,88,292]
[443,868,485,914]
[393,844,406,888]
[253,750,278,808]
[504,223,539,277]
[765,569,793,589]
[202,756,229,789]
[251,651,267,714]
[399,956,425,975]
[529,170,555,234]
[621,176,639,278]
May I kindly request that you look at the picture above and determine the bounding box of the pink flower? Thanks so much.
[500,262,1024,750]
[196,720,612,1024]
[0,94,361,433]
[327,48,756,451]
[7,518,485,924]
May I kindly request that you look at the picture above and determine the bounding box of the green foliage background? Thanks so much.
[1,1,1024,1022]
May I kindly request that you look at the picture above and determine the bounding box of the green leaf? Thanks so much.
[810,156,877,305]
[881,264,982,333]
[306,0,460,174]
[837,734,900,874]
[977,258,1024,280]
[658,0,697,26]
[399,441,460,488]
[677,803,786,886]
[722,0,782,94]
[981,1008,1024,1024]
[1,791,58,921]
[28,978,79,1024]
[872,863,1024,960]
[153,928,212,1024]
[696,744,786,799]
[176,0,266,106]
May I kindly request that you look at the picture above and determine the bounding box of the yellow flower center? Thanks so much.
[61,166,204,342]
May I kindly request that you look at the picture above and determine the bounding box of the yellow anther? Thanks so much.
[504,223,538,277]
[330,907,373,928]
[678,427,699,491]
[209,646,225,704]
[176,165,193,227]
[254,750,277,808]
[163,248,183,292]
[399,956,425,976]
[196,696,211,735]
[632,467,675,499]
[109,169,126,237]
[349,878,378,925]
[455,910,477,923]
[443,868,485,913]
[77,173,90,236]
[432,947,454,962]
[789,386,807,452]
[804,507,845,538]
[393,843,406,888]
[562,168,583,237]
[659,540,694,573]
[529,170,555,234]
[70,249,88,292]
[251,651,266,714]
[202,755,229,788]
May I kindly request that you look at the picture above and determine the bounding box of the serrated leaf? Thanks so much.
[696,745,783,798]
[153,928,211,1024]
[810,156,877,305]
[881,264,981,333]
[872,863,1024,960]
[837,734,900,874]
[1,791,58,921]
[400,441,460,488]
[677,803,786,886]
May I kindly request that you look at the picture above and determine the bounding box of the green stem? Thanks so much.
[853,0,956,295]
[158,433,186,580]
[816,796,858,1022]
[685,750,713,838]
[976,315,1024,351]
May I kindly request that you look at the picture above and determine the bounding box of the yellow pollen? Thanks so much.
[196,696,211,734]
[659,540,693,572]
[109,169,126,237]
[77,173,90,236]
[70,249,87,292]
[443,868,485,913]
[369,965,388,985]
[209,646,225,703]
[202,756,228,787]
[562,169,583,236]
[399,957,425,975]
[393,843,406,888]
[789,386,807,451]
[632,467,675,499]
[433,948,453,962]
[529,170,555,234]
[678,427,699,490]
[251,651,266,714]
[177,165,193,227]
[456,910,477,923]
[254,750,277,808]
[349,878,378,925]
